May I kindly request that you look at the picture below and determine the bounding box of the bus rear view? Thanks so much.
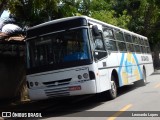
[26,17,97,100]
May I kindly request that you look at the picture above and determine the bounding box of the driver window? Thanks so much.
[92,32,105,51]
[91,29,107,61]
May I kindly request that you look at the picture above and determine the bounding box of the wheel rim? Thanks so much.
[111,81,117,97]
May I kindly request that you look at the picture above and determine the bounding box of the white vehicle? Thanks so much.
[26,16,154,101]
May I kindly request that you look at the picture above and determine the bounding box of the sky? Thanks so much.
[0,10,10,20]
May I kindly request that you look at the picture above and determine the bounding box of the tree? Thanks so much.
[90,0,131,29]
[3,0,160,54]
[113,0,160,68]
[133,0,160,68]
[2,0,60,26]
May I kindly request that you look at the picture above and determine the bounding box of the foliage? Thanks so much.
[2,0,60,26]
[1,0,160,50]
[1,0,132,28]
[128,0,160,49]
[90,10,131,29]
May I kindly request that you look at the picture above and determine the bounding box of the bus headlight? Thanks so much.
[78,75,82,79]
[30,82,33,87]
[35,82,39,86]
[83,73,89,79]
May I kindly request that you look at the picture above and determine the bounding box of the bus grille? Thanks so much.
[43,78,71,97]
[44,87,70,97]
[43,78,71,87]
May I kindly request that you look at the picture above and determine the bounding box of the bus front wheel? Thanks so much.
[107,76,117,100]
[96,76,117,101]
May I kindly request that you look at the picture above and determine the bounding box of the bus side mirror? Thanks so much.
[92,25,99,36]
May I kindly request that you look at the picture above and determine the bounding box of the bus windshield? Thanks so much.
[27,28,91,72]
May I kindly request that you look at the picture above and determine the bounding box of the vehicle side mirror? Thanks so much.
[92,25,99,36]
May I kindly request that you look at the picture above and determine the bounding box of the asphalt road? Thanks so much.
[40,70,160,120]
[1,70,160,120]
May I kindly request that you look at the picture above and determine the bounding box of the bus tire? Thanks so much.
[107,76,117,100]
[142,68,147,85]
[135,69,147,87]
[96,75,117,101]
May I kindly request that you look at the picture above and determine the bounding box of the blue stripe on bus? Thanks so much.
[132,53,143,79]
[118,53,125,87]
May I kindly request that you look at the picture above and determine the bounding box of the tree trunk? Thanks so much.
[0,55,26,100]
[153,43,160,69]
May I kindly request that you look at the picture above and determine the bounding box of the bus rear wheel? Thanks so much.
[142,69,147,85]
[135,69,147,87]
[107,76,117,100]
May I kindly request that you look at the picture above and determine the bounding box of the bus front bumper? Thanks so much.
[28,80,96,101]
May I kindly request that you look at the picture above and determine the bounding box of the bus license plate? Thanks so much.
[69,86,81,91]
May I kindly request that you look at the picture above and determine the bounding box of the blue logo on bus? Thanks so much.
[125,60,132,74]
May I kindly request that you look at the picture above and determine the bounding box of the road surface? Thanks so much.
[1,70,160,120]
[41,70,160,120]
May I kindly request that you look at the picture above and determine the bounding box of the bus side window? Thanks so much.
[124,33,132,43]
[118,42,127,52]
[115,30,124,41]
[140,46,143,53]
[143,46,147,54]
[103,28,117,51]
[126,43,134,52]
[133,36,139,44]
[114,29,127,52]
[134,45,141,53]
[147,47,151,53]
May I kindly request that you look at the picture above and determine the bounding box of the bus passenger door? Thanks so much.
[92,28,109,92]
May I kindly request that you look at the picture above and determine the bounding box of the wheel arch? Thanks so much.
[143,65,146,73]
[142,65,147,78]
[111,69,120,87]
[141,64,146,76]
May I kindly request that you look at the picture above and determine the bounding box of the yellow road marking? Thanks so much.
[107,104,133,120]
[155,83,160,88]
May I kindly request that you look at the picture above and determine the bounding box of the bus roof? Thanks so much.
[85,16,147,39]
[27,16,147,39]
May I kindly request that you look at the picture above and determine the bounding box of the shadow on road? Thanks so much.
[151,72,160,75]
[38,84,147,119]
[0,80,151,119]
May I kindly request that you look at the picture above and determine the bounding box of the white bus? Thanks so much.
[26,16,154,101]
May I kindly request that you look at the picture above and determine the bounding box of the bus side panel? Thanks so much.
[96,58,110,93]
[139,54,154,76]
[132,53,143,82]
[99,52,119,91]
[145,63,154,76]
[95,52,119,93]
[117,53,146,86]
[106,52,119,88]
[107,52,119,68]
[117,52,128,86]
